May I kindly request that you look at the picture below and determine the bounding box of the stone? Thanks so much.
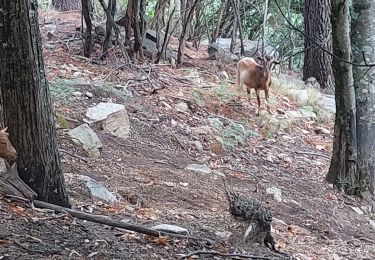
[208,117,224,129]
[185,164,212,174]
[369,219,375,230]
[286,110,302,119]
[351,206,364,215]
[72,91,83,97]
[212,170,226,178]
[175,102,189,113]
[266,187,282,202]
[79,175,117,203]
[218,71,229,80]
[103,109,131,140]
[68,124,103,156]
[192,140,203,152]
[85,102,125,124]
[85,91,94,98]
[299,106,317,119]
[152,224,189,235]
[215,230,233,239]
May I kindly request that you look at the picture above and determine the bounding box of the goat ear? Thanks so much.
[1,127,8,133]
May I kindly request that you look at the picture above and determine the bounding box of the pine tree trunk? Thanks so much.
[352,0,375,194]
[52,0,81,11]
[303,0,335,94]
[0,0,70,207]
[326,0,358,194]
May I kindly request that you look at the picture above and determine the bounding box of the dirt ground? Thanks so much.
[1,10,374,260]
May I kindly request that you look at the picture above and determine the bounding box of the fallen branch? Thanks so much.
[179,250,271,259]
[32,200,213,244]
[59,149,88,163]
[292,151,331,160]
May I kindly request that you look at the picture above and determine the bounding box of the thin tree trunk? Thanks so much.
[102,0,117,56]
[82,0,93,57]
[326,0,358,195]
[52,0,81,11]
[261,0,269,56]
[176,0,199,67]
[0,0,70,207]
[352,0,375,195]
[303,0,335,94]
[232,0,244,56]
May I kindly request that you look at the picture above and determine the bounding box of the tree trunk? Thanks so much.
[103,0,117,56]
[52,0,81,11]
[352,0,375,194]
[303,0,335,94]
[176,0,199,66]
[327,0,358,194]
[82,0,93,57]
[0,0,70,207]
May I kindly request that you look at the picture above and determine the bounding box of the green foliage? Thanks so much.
[49,79,75,102]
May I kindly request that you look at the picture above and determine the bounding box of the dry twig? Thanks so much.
[179,250,271,259]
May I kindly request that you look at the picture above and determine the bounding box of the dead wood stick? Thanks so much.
[179,250,271,259]
[32,200,213,243]
[292,151,331,160]
[59,149,88,163]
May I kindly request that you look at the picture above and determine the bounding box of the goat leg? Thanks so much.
[264,88,272,114]
[246,88,252,106]
[256,89,261,116]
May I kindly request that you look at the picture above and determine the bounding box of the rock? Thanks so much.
[192,140,203,152]
[175,102,189,113]
[152,224,189,235]
[102,109,130,140]
[79,175,117,203]
[185,164,212,174]
[171,119,177,127]
[299,106,317,119]
[72,91,83,97]
[266,187,282,202]
[369,219,375,230]
[294,89,309,104]
[301,129,310,135]
[44,43,55,49]
[286,110,302,119]
[212,170,226,178]
[315,127,330,135]
[85,102,125,124]
[351,206,364,215]
[218,71,229,80]
[215,230,233,239]
[207,43,239,63]
[186,68,203,85]
[208,117,224,129]
[330,254,341,260]
[320,94,336,113]
[266,155,274,163]
[68,124,103,156]
[85,91,94,98]
[305,77,320,90]
[283,157,292,163]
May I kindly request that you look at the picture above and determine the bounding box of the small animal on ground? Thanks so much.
[0,127,17,161]
[236,55,279,115]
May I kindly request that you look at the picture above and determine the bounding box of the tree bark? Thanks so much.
[0,0,70,207]
[352,0,375,194]
[176,0,200,66]
[102,0,117,56]
[303,0,335,94]
[82,0,93,57]
[52,0,81,11]
[327,0,358,194]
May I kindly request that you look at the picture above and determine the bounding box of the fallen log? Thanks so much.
[33,200,213,244]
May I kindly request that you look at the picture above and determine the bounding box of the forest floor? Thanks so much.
[1,10,375,260]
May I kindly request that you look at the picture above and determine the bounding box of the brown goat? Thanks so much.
[236,55,278,115]
[0,127,17,161]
